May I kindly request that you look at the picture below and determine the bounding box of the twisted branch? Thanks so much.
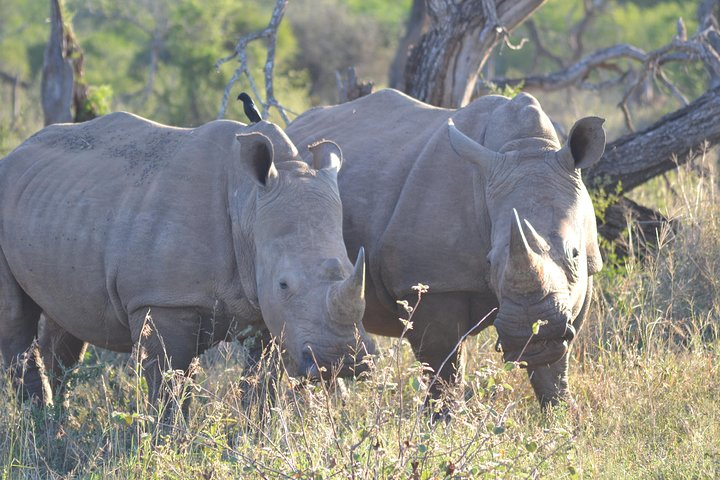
[483,14,720,132]
[215,0,290,124]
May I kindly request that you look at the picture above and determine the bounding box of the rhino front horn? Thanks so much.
[327,247,366,325]
[506,209,545,291]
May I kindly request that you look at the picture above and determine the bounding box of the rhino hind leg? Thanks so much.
[404,292,471,398]
[0,266,49,405]
[38,314,87,402]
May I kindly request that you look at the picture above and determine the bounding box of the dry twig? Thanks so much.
[215,0,291,124]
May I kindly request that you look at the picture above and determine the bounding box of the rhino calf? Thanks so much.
[0,113,375,409]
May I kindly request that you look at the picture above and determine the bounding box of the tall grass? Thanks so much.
[1,151,719,479]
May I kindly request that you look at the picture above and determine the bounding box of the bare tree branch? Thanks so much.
[483,13,720,131]
[335,67,374,104]
[216,0,291,124]
[568,0,608,61]
[0,71,30,89]
[585,84,720,194]
[524,20,564,71]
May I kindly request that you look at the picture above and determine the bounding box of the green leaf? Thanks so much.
[410,376,421,392]
[493,426,505,435]
[111,411,133,426]
[417,444,428,454]
[532,321,541,335]
[525,441,538,453]
[503,361,516,371]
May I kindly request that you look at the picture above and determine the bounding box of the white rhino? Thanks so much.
[0,113,375,407]
[287,89,605,406]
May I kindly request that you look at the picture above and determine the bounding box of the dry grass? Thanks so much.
[1,151,719,479]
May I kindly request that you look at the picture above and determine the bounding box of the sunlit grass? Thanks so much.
[1,152,719,479]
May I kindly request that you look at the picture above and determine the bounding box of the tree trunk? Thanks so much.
[41,0,97,126]
[585,85,720,193]
[388,0,428,92]
[41,0,74,126]
[598,197,673,257]
[403,0,546,107]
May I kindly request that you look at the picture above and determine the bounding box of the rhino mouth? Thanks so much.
[299,339,376,381]
[303,358,373,381]
[499,338,568,367]
[497,324,575,367]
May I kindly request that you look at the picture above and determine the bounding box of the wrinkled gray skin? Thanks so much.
[287,89,604,407]
[0,113,375,409]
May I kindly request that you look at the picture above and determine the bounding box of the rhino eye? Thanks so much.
[571,247,580,259]
[279,281,289,290]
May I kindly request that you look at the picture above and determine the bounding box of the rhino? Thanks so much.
[0,113,375,408]
[287,89,605,407]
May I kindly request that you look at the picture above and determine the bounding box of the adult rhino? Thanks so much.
[0,113,374,408]
[287,89,605,407]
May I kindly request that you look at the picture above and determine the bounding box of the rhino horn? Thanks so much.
[506,209,545,291]
[522,218,549,254]
[327,247,366,325]
[309,139,343,172]
[447,118,500,176]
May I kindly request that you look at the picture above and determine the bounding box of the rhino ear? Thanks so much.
[244,120,299,162]
[236,132,279,188]
[559,116,606,170]
[447,118,501,177]
[308,139,343,173]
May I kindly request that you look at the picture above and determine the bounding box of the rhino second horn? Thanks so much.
[506,209,545,291]
[327,247,366,325]
[309,139,343,171]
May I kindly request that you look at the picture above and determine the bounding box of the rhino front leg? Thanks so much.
[527,353,570,408]
[130,307,201,422]
[404,292,472,395]
[38,314,87,401]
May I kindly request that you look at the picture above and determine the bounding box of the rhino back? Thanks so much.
[0,113,252,349]
[288,89,510,304]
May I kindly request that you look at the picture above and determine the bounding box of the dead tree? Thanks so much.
[41,0,98,125]
[403,0,546,107]
[586,85,720,194]
[41,0,74,125]
[336,67,374,104]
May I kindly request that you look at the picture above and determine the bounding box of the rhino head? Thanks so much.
[236,122,375,378]
[448,93,605,404]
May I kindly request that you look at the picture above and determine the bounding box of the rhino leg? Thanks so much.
[0,257,50,405]
[404,292,472,395]
[240,327,280,418]
[38,314,87,400]
[528,278,593,408]
[527,353,570,408]
[130,307,200,422]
